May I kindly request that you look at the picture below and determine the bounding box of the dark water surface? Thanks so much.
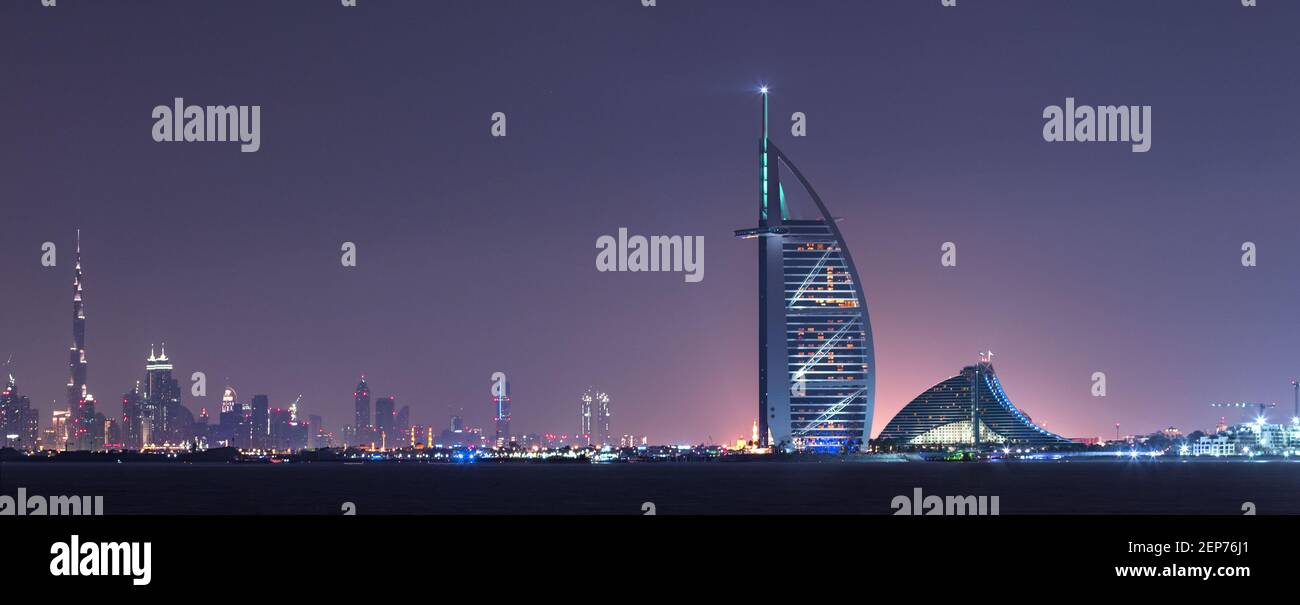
[3,459,1298,514]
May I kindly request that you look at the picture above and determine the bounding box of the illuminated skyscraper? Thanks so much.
[1,374,37,451]
[143,345,181,444]
[50,409,71,451]
[493,378,511,447]
[215,386,243,448]
[21,403,39,451]
[734,90,876,452]
[121,382,143,450]
[580,387,611,447]
[65,230,99,450]
[353,376,371,438]
[269,407,299,450]
[251,394,270,448]
[0,375,17,447]
[220,386,238,415]
[66,230,88,413]
[73,393,102,451]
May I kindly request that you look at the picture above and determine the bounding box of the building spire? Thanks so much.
[67,229,92,449]
[760,86,769,221]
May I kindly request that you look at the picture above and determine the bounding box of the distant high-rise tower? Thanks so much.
[1,375,36,451]
[493,377,511,447]
[353,376,371,438]
[216,386,243,448]
[51,408,72,452]
[66,230,97,449]
[580,391,592,444]
[73,392,102,451]
[308,414,326,449]
[580,387,611,447]
[121,382,144,450]
[251,395,270,448]
[21,398,39,451]
[1292,380,1298,420]
[66,230,88,412]
[0,375,17,447]
[394,405,409,435]
[143,345,181,444]
[374,396,395,445]
[220,386,238,414]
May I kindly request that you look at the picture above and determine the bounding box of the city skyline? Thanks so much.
[7,228,640,445]
[2,1,1299,445]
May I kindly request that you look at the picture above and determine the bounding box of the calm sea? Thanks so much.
[3,458,1299,514]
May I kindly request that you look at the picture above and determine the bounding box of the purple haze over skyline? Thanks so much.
[2,0,1298,443]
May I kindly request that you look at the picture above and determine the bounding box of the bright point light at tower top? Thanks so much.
[759,85,768,94]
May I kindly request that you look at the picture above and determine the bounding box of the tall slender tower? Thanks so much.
[1292,380,1298,421]
[493,376,511,447]
[121,382,143,450]
[579,387,611,447]
[66,229,88,411]
[580,389,593,444]
[734,89,876,452]
[353,376,371,439]
[66,230,99,449]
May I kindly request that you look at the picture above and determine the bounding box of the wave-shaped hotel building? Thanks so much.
[877,361,1071,449]
[735,90,875,452]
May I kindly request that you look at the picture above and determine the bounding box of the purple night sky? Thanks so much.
[2,0,1298,443]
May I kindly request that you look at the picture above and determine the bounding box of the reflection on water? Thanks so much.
[2,459,1298,515]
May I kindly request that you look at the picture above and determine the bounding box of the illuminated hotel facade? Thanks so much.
[877,362,1070,448]
[735,90,876,452]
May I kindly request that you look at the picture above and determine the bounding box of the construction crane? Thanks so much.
[289,394,303,422]
[1210,402,1276,422]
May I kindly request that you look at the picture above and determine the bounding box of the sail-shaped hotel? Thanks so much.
[735,90,875,452]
